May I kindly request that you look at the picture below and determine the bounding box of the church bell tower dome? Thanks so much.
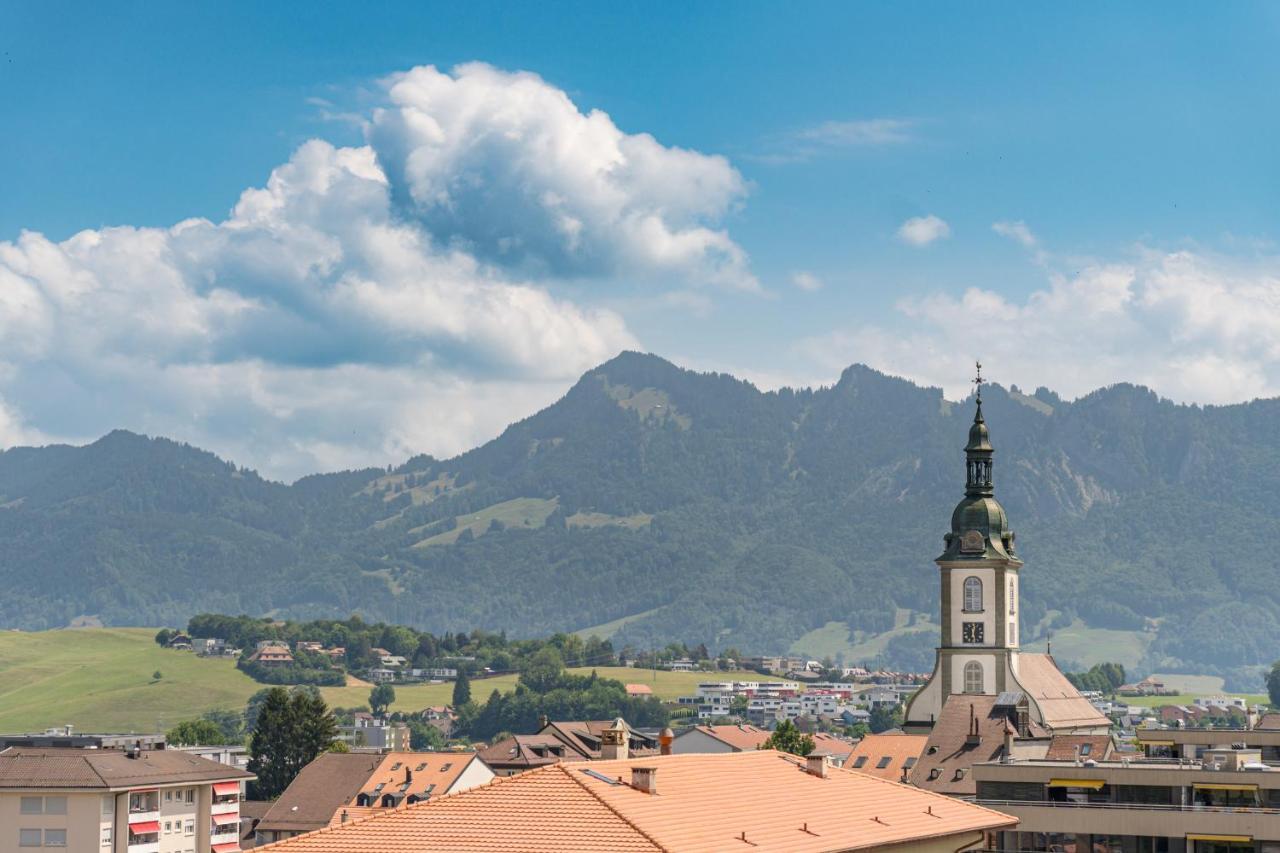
[941,370,1017,562]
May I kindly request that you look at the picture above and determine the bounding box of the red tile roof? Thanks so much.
[256,751,1015,852]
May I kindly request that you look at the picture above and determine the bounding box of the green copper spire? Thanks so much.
[941,361,1017,561]
[965,361,993,496]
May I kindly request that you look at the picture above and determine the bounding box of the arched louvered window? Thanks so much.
[963,661,984,694]
[963,577,983,612]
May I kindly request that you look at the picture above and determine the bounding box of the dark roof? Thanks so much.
[908,696,1049,796]
[0,747,252,789]
[257,753,386,833]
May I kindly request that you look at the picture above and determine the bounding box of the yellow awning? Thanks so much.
[1186,834,1252,843]
[1192,783,1259,792]
[1048,778,1105,790]
[1141,739,1175,746]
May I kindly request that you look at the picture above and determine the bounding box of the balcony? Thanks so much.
[977,798,1280,840]
[211,799,240,815]
[127,844,159,853]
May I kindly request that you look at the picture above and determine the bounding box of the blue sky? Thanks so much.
[3,3,1280,477]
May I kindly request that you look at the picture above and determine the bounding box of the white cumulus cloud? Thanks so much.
[797,249,1280,404]
[0,63,756,479]
[790,271,823,292]
[897,214,951,247]
[992,220,1038,248]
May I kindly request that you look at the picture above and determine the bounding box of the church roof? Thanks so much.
[908,695,1049,796]
[1016,654,1111,730]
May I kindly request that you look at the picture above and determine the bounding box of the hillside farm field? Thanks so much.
[0,629,770,732]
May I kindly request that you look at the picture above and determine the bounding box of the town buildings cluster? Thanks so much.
[7,382,1280,852]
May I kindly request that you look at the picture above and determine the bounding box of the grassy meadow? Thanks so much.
[0,628,770,732]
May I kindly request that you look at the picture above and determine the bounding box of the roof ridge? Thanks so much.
[559,764,667,852]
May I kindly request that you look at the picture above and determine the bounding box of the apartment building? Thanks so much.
[975,747,1280,851]
[0,746,252,853]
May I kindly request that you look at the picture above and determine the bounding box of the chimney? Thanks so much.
[631,767,658,794]
[406,767,412,785]
[805,752,829,779]
[1002,724,1015,762]
[601,717,629,761]
[340,810,349,824]
[965,705,981,747]
[537,714,549,730]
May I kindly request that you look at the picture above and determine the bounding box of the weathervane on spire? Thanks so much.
[972,360,984,404]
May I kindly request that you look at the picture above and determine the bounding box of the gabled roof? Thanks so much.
[477,734,587,770]
[543,720,659,759]
[0,747,252,790]
[260,751,486,834]
[255,751,1015,852]
[257,753,387,834]
[1256,712,1280,731]
[1016,654,1111,729]
[844,733,927,781]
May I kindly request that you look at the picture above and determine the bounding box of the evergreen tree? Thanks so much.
[247,688,294,799]
[1268,661,1280,708]
[247,687,338,799]
[452,670,471,707]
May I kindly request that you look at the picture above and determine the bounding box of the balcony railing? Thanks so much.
[978,798,1280,816]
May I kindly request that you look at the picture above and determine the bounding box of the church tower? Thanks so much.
[905,364,1024,726]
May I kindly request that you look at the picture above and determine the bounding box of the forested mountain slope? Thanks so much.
[2,352,1278,683]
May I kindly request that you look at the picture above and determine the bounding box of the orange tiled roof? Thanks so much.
[844,733,928,781]
[256,750,1015,852]
[691,724,771,751]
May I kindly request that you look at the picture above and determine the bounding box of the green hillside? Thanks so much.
[0,629,770,732]
[4,352,1280,689]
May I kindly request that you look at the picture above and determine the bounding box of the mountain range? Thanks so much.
[2,352,1278,687]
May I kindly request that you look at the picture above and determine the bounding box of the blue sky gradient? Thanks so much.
[3,3,1279,476]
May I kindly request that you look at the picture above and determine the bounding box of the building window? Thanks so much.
[963,577,983,612]
[101,796,113,816]
[1008,577,1016,614]
[20,797,43,814]
[44,797,66,815]
[185,788,195,804]
[19,829,42,847]
[185,819,194,835]
[964,661,984,694]
[101,827,112,847]
[43,830,66,848]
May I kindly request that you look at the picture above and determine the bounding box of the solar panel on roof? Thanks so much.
[580,769,621,786]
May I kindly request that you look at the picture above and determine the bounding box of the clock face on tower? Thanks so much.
[962,621,984,644]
